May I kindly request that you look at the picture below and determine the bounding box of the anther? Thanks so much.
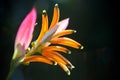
[66,64,75,70]
[80,45,84,50]
[66,70,71,75]
[67,50,71,54]
[42,10,47,16]
[52,61,57,66]
[55,3,58,8]
[73,30,77,33]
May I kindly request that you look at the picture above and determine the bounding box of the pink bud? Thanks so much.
[15,8,37,51]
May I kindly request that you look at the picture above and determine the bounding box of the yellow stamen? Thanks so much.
[49,4,59,30]
[23,56,53,65]
[36,10,48,44]
[51,37,83,49]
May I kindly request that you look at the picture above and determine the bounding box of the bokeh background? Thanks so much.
[0,0,113,80]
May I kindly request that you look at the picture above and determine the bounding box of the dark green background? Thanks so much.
[0,0,113,80]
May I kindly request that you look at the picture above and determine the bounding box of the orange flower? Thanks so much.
[23,4,83,75]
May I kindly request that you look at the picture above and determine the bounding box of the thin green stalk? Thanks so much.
[6,60,20,80]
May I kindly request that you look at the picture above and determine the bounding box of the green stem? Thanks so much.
[6,60,20,80]
[6,67,14,80]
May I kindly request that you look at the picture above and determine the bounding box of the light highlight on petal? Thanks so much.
[55,18,69,34]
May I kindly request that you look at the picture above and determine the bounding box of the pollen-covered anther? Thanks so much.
[52,61,57,66]
[67,50,71,54]
[42,10,47,14]
[66,64,75,70]
[66,70,71,75]
[79,45,84,50]
[42,10,48,17]
[55,3,58,8]
[73,30,77,33]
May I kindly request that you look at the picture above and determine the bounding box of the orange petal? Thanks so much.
[23,55,53,65]
[42,51,66,64]
[52,30,76,39]
[49,4,59,30]
[58,62,71,75]
[42,51,74,69]
[36,10,48,44]
[43,46,71,54]
[51,37,83,49]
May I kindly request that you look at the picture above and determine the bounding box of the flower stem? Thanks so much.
[6,67,14,80]
[6,60,20,80]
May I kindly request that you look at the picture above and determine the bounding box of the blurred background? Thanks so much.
[0,0,114,80]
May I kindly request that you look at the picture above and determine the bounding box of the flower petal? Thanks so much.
[42,51,74,69]
[55,18,69,34]
[52,30,76,39]
[51,37,83,49]
[49,4,59,30]
[39,24,59,45]
[23,55,53,65]
[43,46,71,54]
[58,62,71,75]
[15,8,37,50]
[36,10,48,44]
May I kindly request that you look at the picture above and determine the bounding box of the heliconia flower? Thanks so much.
[7,3,83,80]
[23,4,83,75]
